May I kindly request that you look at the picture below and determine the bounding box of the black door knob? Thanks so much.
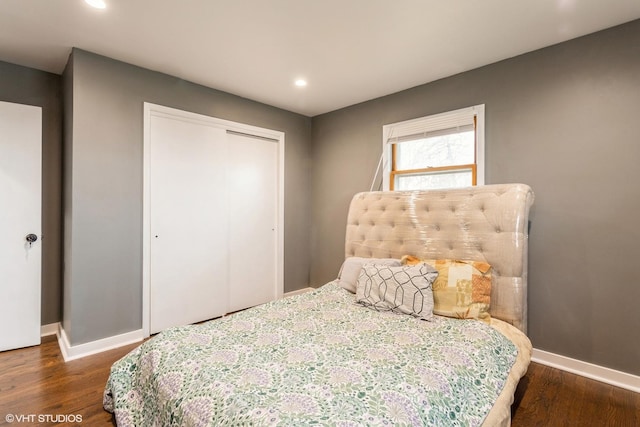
[26,234,38,243]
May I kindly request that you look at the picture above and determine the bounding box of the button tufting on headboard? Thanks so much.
[344,183,534,333]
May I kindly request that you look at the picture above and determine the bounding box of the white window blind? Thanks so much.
[384,105,481,144]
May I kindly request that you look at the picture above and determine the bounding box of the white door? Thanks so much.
[0,101,42,351]
[227,132,278,312]
[149,116,229,334]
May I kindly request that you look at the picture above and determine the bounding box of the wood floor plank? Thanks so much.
[0,336,136,426]
[0,336,638,426]
[511,364,640,427]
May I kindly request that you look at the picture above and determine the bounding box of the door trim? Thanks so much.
[142,102,285,338]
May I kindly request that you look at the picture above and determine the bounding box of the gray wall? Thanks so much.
[310,20,640,376]
[64,49,312,345]
[0,61,62,326]
[62,56,74,335]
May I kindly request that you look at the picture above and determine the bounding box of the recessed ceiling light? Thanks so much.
[294,79,307,87]
[85,0,106,9]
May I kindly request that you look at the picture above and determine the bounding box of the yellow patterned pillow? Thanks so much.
[403,256,492,323]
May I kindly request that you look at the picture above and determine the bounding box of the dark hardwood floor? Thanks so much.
[511,363,640,427]
[0,335,137,426]
[0,335,638,426]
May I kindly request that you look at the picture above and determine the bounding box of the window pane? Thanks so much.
[396,130,474,170]
[396,170,472,191]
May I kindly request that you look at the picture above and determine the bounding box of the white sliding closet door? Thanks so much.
[146,104,283,336]
[149,116,228,334]
[227,132,278,312]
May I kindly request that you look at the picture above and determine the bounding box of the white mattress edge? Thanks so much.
[481,318,532,427]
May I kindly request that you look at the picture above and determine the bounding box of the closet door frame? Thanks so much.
[141,102,284,338]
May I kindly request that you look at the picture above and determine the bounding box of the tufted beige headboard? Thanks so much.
[345,183,534,333]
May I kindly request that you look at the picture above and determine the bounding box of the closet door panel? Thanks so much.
[227,133,278,312]
[149,116,228,334]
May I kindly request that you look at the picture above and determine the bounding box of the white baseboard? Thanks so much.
[40,322,60,337]
[57,325,143,362]
[283,287,315,298]
[532,348,640,394]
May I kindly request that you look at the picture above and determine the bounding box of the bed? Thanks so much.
[104,183,534,426]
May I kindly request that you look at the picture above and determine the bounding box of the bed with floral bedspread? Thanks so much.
[104,282,525,426]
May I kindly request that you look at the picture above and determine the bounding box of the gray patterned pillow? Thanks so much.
[355,263,438,320]
[337,257,402,293]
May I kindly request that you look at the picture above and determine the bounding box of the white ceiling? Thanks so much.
[1,1,639,116]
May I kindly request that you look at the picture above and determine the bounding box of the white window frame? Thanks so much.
[382,104,485,191]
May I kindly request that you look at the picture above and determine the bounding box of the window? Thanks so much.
[382,105,484,191]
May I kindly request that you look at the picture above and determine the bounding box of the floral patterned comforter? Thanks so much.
[104,283,518,426]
